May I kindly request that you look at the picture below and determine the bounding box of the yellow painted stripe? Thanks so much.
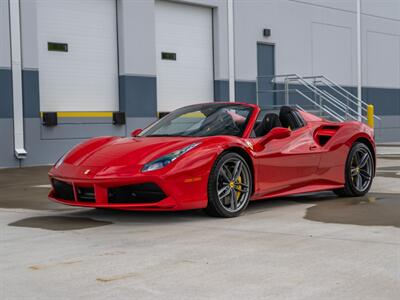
[181,112,205,118]
[40,112,113,118]
[157,111,205,118]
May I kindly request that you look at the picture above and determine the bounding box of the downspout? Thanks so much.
[356,0,362,121]
[8,0,27,159]
[227,0,235,102]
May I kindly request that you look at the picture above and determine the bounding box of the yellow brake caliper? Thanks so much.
[235,176,242,199]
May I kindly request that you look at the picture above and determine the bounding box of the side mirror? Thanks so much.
[131,128,143,137]
[255,127,291,150]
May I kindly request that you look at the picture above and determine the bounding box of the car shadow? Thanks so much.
[63,192,338,224]
[11,191,399,230]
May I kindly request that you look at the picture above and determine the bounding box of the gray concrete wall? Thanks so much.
[12,0,158,167]
[116,0,229,116]
[233,0,400,140]
[233,0,400,85]
[5,0,228,167]
[234,0,365,84]
[117,0,228,79]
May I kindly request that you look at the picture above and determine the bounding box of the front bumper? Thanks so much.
[48,166,209,211]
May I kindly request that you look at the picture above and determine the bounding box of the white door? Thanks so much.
[37,0,118,112]
[155,0,214,112]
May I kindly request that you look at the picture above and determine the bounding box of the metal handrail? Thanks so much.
[261,85,347,122]
[321,105,345,122]
[258,73,380,122]
[314,76,381,121]
[294,89,345,122]
[257,87,350,122]
[260,74,358,105]
[313,76,378,121]
[296,103,345,122]
[319,90,368,121]
[320,75,380,118]
[284,76,358,121]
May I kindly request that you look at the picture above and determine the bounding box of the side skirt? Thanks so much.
[250,183,344,201]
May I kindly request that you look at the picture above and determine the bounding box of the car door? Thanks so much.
[251,123,323,198]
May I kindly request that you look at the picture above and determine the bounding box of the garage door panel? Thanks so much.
[37,0,118,112]
[155,0,214,112]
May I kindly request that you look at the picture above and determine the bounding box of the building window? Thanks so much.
[48,42,68,52]
[161,52,176,61]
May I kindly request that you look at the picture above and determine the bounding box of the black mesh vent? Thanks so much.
[76,186,95,202]
[108,183,166,204]
[52,179,74,200]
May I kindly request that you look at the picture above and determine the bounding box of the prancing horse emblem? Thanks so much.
[84,169,91,175]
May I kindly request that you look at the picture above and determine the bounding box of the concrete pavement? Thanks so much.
[0,157,399,299]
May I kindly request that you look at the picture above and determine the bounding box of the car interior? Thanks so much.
[252,106,306,137]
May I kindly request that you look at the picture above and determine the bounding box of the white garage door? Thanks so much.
[37,0,118,112]
[155,0,214,112]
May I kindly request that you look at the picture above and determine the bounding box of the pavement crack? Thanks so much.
[96,272,139,283]
[29,260,82,271]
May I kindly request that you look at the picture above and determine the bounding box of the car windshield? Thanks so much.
[139,104,253,137]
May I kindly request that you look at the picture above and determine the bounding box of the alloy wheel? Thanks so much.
[216,158,251,213]
[350,147,373,192]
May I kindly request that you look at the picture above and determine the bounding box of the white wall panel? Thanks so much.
[366,31,400,88]
[37,0,118,112]
[155,0,214,111]
[312,22,353,85]
[362,0,400,21]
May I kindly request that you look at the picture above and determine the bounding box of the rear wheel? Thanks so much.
[333,142,374,197]
[205,152,252,218]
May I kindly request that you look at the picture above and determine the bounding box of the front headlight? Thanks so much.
[142,143,200,172]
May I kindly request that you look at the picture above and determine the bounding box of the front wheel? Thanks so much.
[205,152,252,218]
[334,142,374,197]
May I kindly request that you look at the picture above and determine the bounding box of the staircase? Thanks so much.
[256,74,381,125]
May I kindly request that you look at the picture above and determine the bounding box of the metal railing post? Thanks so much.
[284,77,289,105]
[256,76,259,105]
[266,73,380,124]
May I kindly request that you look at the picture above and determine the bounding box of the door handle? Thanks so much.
[309,145,318,151]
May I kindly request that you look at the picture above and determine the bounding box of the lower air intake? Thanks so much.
[52,179,74,200]
[76,186,95,202]
[108,183,166,204]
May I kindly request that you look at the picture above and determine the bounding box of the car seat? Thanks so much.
[279,106,298,129]
[254,113,282,137]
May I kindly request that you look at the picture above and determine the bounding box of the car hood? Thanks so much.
[63,136,205,167]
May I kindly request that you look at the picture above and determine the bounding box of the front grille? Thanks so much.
[52,179,74,200]
[76,186,95,202]
[108,183,166,204]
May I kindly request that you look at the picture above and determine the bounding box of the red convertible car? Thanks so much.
[49,103,375,217]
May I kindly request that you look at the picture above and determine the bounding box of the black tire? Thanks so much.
[333,142,374,197]
[205,152,252,218]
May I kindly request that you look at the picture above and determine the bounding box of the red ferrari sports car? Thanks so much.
[49,103,375,217]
